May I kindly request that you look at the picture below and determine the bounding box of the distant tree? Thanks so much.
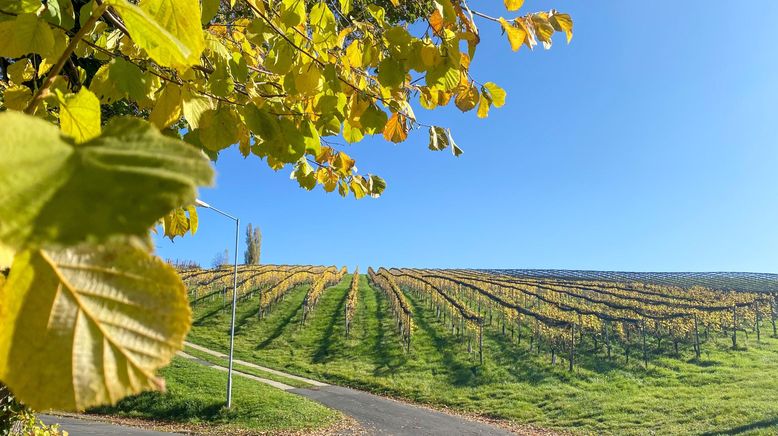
[244,224,262,265]
[212,248,229,268]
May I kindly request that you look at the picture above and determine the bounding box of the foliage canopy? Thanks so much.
[0,0,572,412]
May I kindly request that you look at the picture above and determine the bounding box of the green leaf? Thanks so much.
[242,105,281,144]
[342,121,364,144]
[265,40,296,75]
[0,240,191,411]
[149,83,183,129]
[57,88,101,143]
[366,4,385,26]
[199,107,241,151]
[181,87,213,129]
[0,0,42,14]
[2,85,32,110]
[377,58,405,89]
[425,63,459,91]
[310,2,337,49]
[202,0,220,25]
[89,58,152,103]
[448,129,463,156]
[0,13,56,58]
[482,82,506,108]
[42,0,76,30]
[7,59,35,84]
[367,174,386,198]
[0,111,214,250]
[291,159,316,190]
[428,126,449,151]
[360,104,388,135]
[280,0,306,27]
[106,0,204,69]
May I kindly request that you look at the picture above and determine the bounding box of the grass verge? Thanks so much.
[90,356,341,434]
[186,275,778,435]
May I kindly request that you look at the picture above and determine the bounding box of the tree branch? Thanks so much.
[24,5,107,113]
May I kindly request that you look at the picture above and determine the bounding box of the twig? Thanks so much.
[25,4,107,113]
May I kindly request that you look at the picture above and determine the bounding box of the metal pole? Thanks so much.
[226,217,239,408]
[195,199,240,409]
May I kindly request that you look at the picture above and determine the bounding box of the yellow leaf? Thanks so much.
[350,178,367,199]
[106,0,204,69]
[149,84,183,129]
[7,59,36,84]
[503,0,523,11]
[199,107,241,151]
[483,82,506,108]
[2,85,32,111]
[0,13,56,58]
[499,17,525,52]
[476,93,490,118]
[294,64,323,95]
[383,112,408,143]
[181,87,213,129]
[333,151,355,176]
[316,167,338,192]
[550,12,574,43]
[0,241,191,411]
[531,14,554,45]
[58,88,102,143]
[428,9,444,34]
[454,84,479,112]
[0,242,13,270]
[186,205,198,235]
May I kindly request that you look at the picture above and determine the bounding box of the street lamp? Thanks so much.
[194,199,239,409]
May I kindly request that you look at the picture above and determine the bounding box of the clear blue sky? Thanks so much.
[155,1,778,272]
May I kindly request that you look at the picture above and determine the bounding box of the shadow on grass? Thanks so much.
[233,297,263,334]
[90,391,225,422]
[405,292,479,387]
[192,301,229,327]
[255,300,304,350]
[701,416,778,435]
[312,286,350,364]
[368,284,406,375]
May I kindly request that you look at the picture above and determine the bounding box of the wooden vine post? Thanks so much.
[569,324,575,372]
[732,304,737,348]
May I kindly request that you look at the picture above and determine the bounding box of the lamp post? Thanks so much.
[195,199,239,409]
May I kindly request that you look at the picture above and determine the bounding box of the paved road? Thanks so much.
[293,385,513,436]
[40,415,175,435]
[41,345,514,436]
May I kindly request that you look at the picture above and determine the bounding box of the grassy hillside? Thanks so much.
[187,274,778,435]
[91,356,341,434]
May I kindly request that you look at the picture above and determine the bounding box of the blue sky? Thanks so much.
[155,1,778,272]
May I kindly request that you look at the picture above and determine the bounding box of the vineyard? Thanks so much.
[180,265,778,434]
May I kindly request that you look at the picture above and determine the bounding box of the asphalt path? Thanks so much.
[294,384,513,435]
[40,342,514,435]
[39,415,175,435]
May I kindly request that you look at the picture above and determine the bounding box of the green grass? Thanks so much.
[91,356,340,433]
[183,345,313,389]
[187,275,778,435]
